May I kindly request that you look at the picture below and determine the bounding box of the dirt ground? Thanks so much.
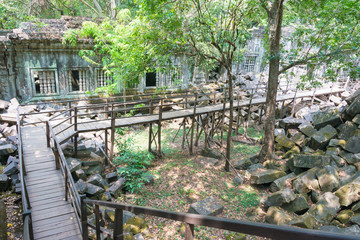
[115,121,269,239]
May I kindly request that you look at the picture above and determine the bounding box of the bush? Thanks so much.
[114,138,154,193]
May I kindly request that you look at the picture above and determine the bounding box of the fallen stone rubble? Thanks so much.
[235,90,360,235]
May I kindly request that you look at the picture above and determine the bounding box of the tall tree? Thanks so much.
[259,0,360,162]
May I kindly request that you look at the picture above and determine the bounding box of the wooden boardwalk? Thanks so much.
[22,126,82,240]
[53,87,345,144]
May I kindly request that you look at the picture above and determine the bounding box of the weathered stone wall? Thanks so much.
[1,40,96,101]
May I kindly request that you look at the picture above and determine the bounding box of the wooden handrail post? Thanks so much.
[148,99,153,153]
[74,107,78,132]
[105,99,109,119]
[95,205,101,240]
[110,104,116,162]
[190,93,197,155]
[80,195,89,240]
[74,107,78,157]
[54,145,60,170]
[69,102,72,125]
[291,88,298,117]
[158,98,163,157]
[113,209,124,240]
[185,223,194,240]
[65,168,68,201]
[46,121,50,148]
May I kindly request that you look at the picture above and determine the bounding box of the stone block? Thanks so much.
[265,188,296,207]
[310,125,337,149]
[250,169,286,185]
[105,172,118,183]
[346,95,360,118]
[282,195,310,214]
[67,157,82,173]
[0,144,17,156]
[3,160,18,175]
[265,206,295,225]
[293,154,330,169]
[0,174,9,191]
[270,173,296,192]
[188,197,223,216]
[275,135,295,150]
[87,174,105,187]
[311,109,342,129]
[279,117,306,130]
[299,122,317,137]
[337,121,358,140]
[108,178,125,198]
[293,168,320,194]
[307,192,340,224]
[335,176,360,207]
[344,136,360,154]
[316,165,339,192]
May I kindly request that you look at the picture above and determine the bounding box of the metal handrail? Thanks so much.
[83,199,359,240]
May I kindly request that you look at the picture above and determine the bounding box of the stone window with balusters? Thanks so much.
[33,70,58,95]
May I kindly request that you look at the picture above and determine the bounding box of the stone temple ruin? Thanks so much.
[0,16,269,102]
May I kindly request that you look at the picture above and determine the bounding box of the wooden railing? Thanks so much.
[82,199,359,240]
[16,107,34,240]
[46,121,83,233]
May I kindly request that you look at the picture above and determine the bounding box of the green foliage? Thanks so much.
[114,138,154,193]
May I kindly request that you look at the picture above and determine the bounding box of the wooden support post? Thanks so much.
[185,223,194,240]
[181,118,186,149]
[194,115,200,147]
[280,81,289,117]
[236,90,241,135]
[190,93,197,155]
[182,92,188,149]
[291,88,298,117]
[244,88,255,136]
[64,168,68,201]
[220,90,226,143]
[158,98,163,156]
[104,129,108,157]
[46,121,50,148]
[113,209,124,240]
[74,107,78,157]
[80,195,89,240]
[311,88,316,106]
[69,102,72,125]
[259,103,264,124]
[105,99,109,119]
[95,205,101,240]
[211,93,216,140]
[204,114,209,148]
[110,104,116,162]
[148,99,153,153]
[54,146,60,170]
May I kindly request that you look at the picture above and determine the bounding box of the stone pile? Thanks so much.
[235,90,360,234]
[0,99,20,193]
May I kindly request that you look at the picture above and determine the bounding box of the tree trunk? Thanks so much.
[110,0,117,19]
[225,69,233,171]
[259,1,284,162]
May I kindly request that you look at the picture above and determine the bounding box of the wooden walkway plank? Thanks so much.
[22,126,82,240]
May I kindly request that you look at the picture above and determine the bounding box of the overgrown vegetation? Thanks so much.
[115,124,263,239]
[114,130,154,193]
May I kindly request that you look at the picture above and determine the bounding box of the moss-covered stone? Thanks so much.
[289,213,318,229]
[310,125,337,150]
[335,177,360,206]
[293,154,330,169]
[265,207,295,225]
[126,216,146,229]
[250,169,286,185]
[275,135,295,150]
[336,209,354,224]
